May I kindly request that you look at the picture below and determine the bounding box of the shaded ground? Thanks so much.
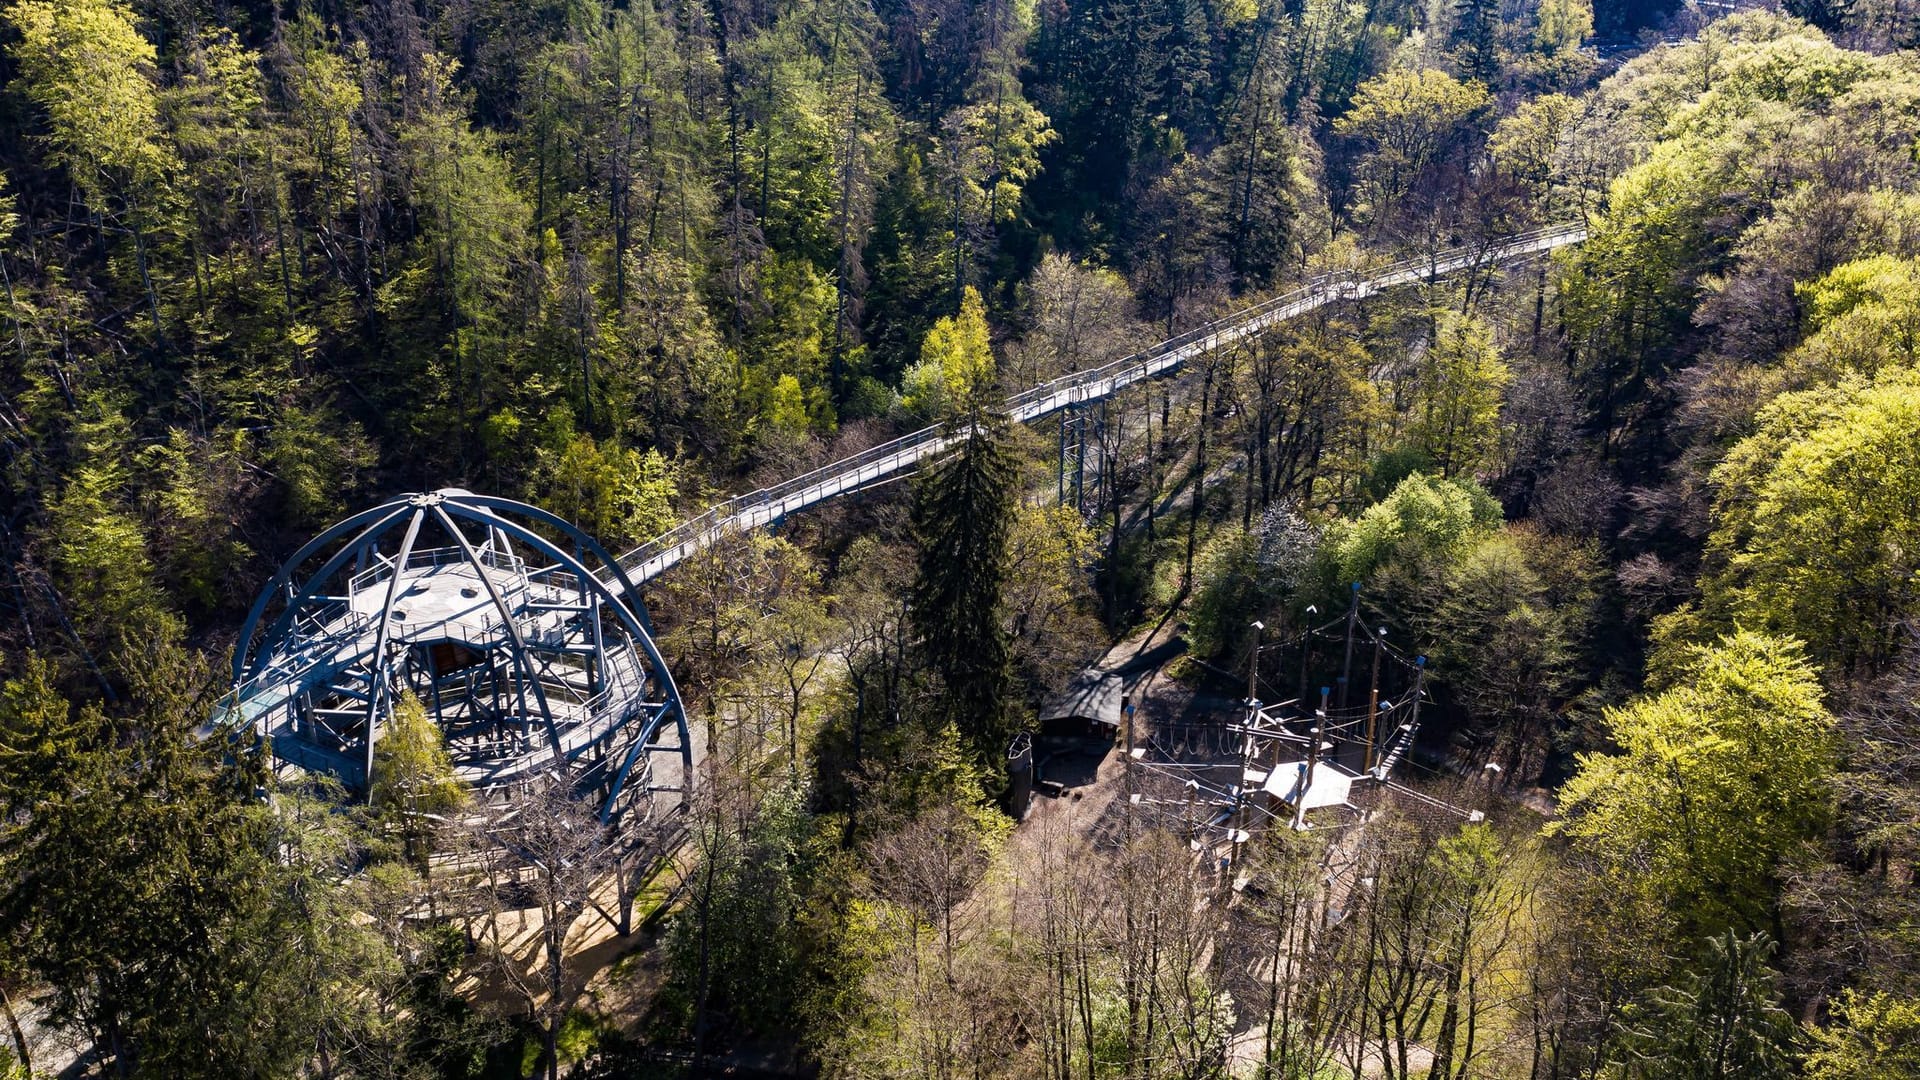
[1024,618,1250,853]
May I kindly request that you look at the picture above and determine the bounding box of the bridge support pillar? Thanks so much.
[1058,402,1105,519]
[1059,405,1087,513]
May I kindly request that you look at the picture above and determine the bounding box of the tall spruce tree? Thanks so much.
[911,410,1018,780]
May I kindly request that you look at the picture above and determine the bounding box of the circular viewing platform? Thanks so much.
[220,490,688,826]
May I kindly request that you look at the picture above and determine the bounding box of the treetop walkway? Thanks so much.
[609,224,1588,589]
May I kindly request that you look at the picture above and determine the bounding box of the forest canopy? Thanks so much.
[1,0,1918,1077]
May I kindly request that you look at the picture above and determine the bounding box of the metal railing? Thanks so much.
[610,225,1586,586]
[346,545,527,597]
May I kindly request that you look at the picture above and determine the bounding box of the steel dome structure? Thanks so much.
[223,489,689,826]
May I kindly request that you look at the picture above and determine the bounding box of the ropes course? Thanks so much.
[219,227,1577,870]
[1118,581,1484,867]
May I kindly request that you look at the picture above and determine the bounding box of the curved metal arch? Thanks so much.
[599,698,686,824]
[232,489,692,820]
[233,502,413,683]
[360,509,427,782]
[451,493,665,634]
[425,503,561,764]
[450,503,686,710]
[447,493,636,585]
[443,501,693,804]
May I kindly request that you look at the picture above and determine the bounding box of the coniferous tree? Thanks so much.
[910,410,1018,780]
[1623,931,1802,1080]
[0,637,401,1077]
[1447,0,1502,84]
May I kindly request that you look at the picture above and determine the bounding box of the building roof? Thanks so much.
[1039,671,1126,728]
[1256,759,1358,811]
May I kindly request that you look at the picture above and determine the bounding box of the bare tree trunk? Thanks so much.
[0,983,30,1077]
[128,210,164,344]
[1183,357,1215,595]
[3,232,30,369]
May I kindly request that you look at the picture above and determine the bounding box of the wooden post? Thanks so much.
[1390,657,1427,776]
[1365,627,1385,774]
[1297,605,1317,713]
[1123,697,1137,843]
[1247,620,1264,707]
[1338,582,1360,712]
[1297,685,1329,830]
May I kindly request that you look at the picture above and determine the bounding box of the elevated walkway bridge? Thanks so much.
[211,227,1586,922]
[606,225,1586,591]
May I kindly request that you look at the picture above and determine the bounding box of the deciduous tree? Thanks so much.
[1552,632,1838,936]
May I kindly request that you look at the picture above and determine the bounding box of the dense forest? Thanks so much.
[1,0,1919,1073]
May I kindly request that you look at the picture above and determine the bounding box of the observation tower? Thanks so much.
[221,489,689,827]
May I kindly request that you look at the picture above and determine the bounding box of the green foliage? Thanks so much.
[1556,13,1920,456]
[1534,0,1594,57]
[604,249,734,447]
[867,721,1010,844]
[1335,68,1489,222]
[543,434,679,549]
[1186,526,1264,660]
[39,454,178,661]
[1787,254,1920,389]
[0,654,94,811]
[1698,370,1920,671]
[390,53,536,458]
[1806,991,1920,1080]
[911,415,1018,777]
[1327,472,1501,587]
[370,691,465,865]
[765,374,814,441]
[1425,527,1601,770]
[1557,134,1727,444]
[743,255,840,449]
[519,1009,608,1078]
[3,0,1915,1072]
[1360,445,1437,502]
[1011,253,1142,386]
[1552,631,1838,936]
[665,783,823,1039]
[1201,40,1321,290]
[933,76,1056,290]
[1623,931,1801,1080]
[1490,93,1578,205]
[1405,312,1510,479]
[901,286,996,418]
[659,532,822,705]
[134,429,254,615]
[818,737,1015,1074]
[1185,504,1322,661]
[3,0,178,344]
[1002,502,1100,689]
[262,406,376,531]
[0,633,423,1077]
[3,0,175,203]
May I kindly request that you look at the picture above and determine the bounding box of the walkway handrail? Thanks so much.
[610,225,1586,586]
